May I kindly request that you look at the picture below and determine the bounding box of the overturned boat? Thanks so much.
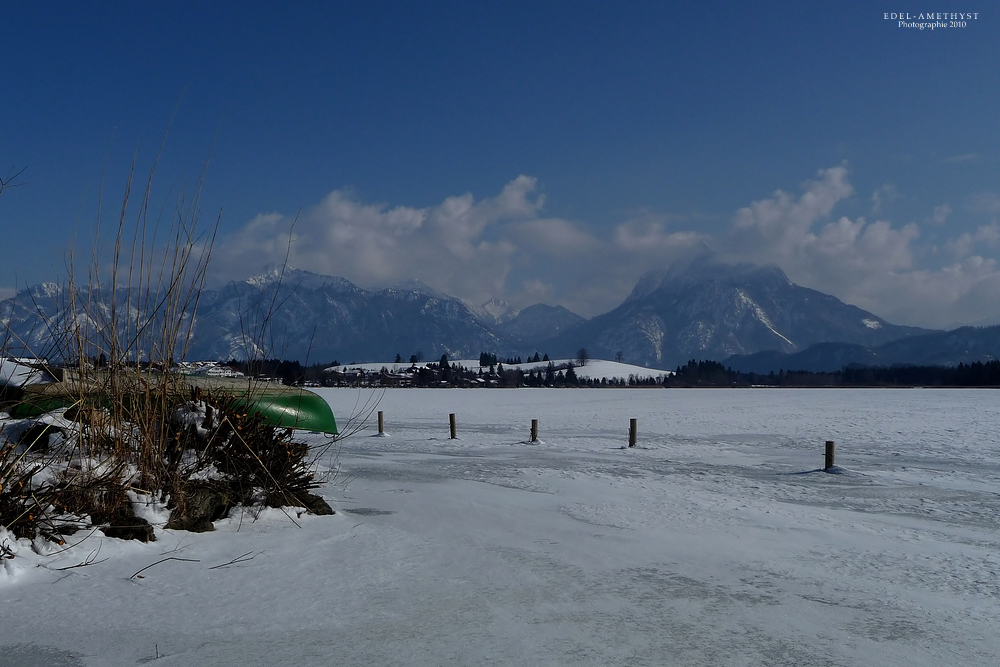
[1,359,338,435]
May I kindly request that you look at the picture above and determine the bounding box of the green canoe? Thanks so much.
[9,371,338,435]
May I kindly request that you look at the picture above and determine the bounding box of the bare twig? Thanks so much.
[130,556,199,579]
[38,526,105,557]
[207,550,262,570]
[157,539,189,556]
[0,166,27,196]
[52,542,107,571]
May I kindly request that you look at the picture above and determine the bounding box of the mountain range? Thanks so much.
[2,261,999,370]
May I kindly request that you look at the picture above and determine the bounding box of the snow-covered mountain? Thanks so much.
[542,260,932,368]
[0,269,511,363]
[0,281,192,360]
[186,269,511,363]
[470,298,520,326]
[0,262,944,367]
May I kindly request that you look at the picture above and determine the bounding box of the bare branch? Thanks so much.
[0,166,27,196]
[51,542,108,571]
[207,550,262,570]
[130,556,200,579]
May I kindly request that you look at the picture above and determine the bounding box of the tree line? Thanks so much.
[662,359,1000,387]
[223,356,1000,388]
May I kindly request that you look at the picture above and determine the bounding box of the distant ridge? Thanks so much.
[724,325,1000,373]
[496,303,585,344]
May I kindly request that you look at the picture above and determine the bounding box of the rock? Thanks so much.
[93,502,156,543]
[271,490,335,515]
[165,482,233,532]
[296,492,334,515]
[101,515,155,542]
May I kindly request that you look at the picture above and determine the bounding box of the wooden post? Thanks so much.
[449,413,457,439]
[378,410,384,435]
[628,418,637,448]
[530,419,538,442]
[824,440,835,470]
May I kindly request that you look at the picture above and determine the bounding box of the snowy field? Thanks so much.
[3,388,1000,666]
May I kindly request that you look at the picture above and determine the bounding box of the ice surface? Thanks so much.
[2,388,999,666]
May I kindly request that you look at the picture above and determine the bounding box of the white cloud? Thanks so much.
[943,153,979,164]
[0,286,14,301]
[510,279,556,305]
[216,176,549,308]
[846,256,1000,327]
[931,203,952,225]
[217,167,1000,328]
[507,217,600,258]
[613,220,705,256]
[944,232,975,260]
[971,192,1000,216]
[711,167,1000,328]
[871,184,897,214]
[944,223,1000,262]
[976,223,1000,247]
[216,175,713,317]
[726,166,855,263]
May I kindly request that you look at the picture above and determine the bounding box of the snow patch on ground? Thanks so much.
[0,358,53,387]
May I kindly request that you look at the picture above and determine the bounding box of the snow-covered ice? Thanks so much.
[2,388,999,666]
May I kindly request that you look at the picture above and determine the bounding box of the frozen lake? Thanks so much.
[3,388,999,666]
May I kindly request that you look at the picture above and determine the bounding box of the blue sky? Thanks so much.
[2,2,998,327]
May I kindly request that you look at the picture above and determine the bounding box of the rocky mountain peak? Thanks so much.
[473,298,520,326]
